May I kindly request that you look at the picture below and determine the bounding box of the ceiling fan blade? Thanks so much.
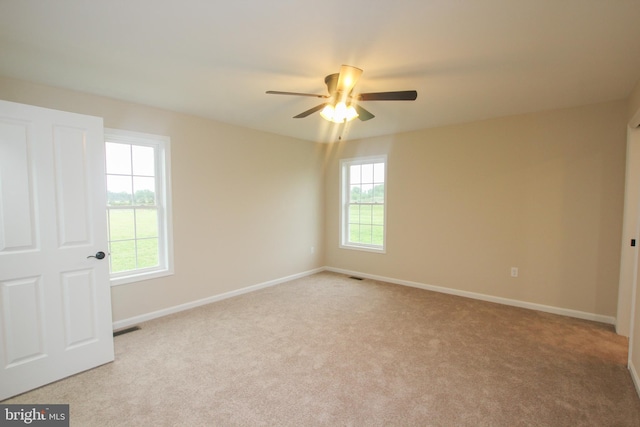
[358,90,418,101]
[336,65,363,96]
[266,90,329,98]
[293,103,328,118]
[354,105,375,121]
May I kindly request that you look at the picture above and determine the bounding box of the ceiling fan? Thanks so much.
[266,65,417,123]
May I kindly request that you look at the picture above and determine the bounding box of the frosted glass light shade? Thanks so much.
[320,102,359,123]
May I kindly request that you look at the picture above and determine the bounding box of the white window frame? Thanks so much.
[104,128,174,286]
[340,155,387,253]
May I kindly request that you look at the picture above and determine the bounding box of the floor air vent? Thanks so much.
[113,326,141,337]
[349,276,364,281]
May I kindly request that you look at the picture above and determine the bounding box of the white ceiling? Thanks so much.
[2,1,640,143]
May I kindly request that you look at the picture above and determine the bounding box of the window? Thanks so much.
[104,129,174,286]
[340,156,387,252]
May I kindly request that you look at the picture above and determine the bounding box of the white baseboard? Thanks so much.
[112,267,324,330]
[325,267,616,325]
[630,361,640,399]
[113,265,616,331]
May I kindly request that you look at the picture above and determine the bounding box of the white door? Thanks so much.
[0,100,114,400]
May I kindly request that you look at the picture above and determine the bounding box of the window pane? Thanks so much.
[373,184,385,203]
[350,165,361,185]
[372,205,385,225]
[105,143,131,175]
[350,185,361,202]
[105,130,173,283]
[132,145,155,176]
[358,225,373,244]
[360,205,372,225]
[373,162,385,183]
[136,209,158,239]
[361,163,374,184]
[110,240,136,273]
[137,238,159,268]
[341,157,386,251]
[361,184,374,203]
[134,176,156,205]
[349,205,360,223]
[372,225,384,245]
[349,223,360,243]
[109,209,135,240]
[107,175,133,206]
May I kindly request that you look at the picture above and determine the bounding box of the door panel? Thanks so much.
[53,125,91,247]
[0,100,114,400]
[61,269,97,348]
[0,276,45,367]
[0,119,36,252]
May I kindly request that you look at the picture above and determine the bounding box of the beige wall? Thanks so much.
[0,76,325,322]
[325,101,627,318]
[0,75,629,325]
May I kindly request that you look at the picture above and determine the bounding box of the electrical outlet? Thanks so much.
[511,267,518,277]
[310,246,315,254]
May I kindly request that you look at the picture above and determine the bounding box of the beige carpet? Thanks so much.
[4,271,640,426]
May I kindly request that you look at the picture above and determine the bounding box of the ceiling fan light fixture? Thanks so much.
[266,65,416,123]
[320,101,359,123]
[344,104,359,122]
[319,104,334,121]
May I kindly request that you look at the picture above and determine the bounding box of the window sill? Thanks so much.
[340,243,386,254]
[110,268,174,287]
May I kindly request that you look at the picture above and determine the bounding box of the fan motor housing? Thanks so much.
[324,73,339,95]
